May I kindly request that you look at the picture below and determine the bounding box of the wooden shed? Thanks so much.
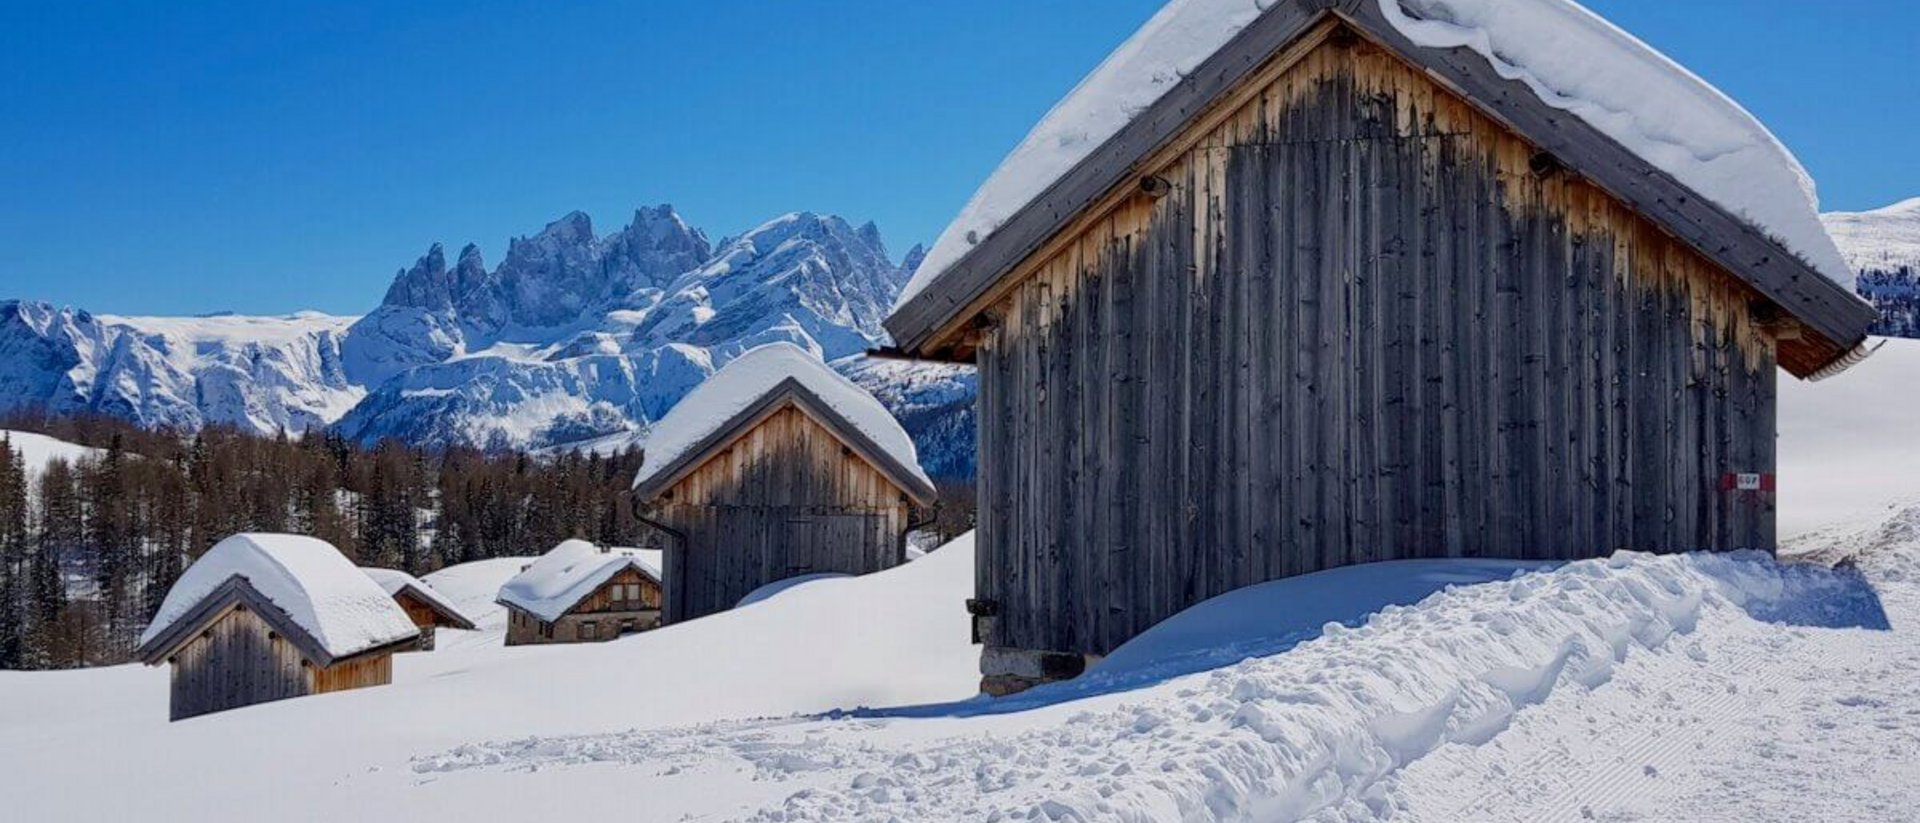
[882,0,1881,694]
[496,540,665,645]
[633,343,938,624]
[363,568,477,651]
[136,534,421,721]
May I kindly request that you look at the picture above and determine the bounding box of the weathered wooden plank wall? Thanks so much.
[976,40,1780,658]
[168,605,311,721]
[651,405,914,623]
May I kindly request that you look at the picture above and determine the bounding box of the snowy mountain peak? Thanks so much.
[4,206,963,460]
[901,243,928,276]
[381,243,456,311]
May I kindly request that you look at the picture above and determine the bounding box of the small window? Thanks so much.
[581,621,598,640]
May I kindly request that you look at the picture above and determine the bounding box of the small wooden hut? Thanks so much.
[496,540,665,645]
[632,342,938,624]
[363,568,476,651]
[882,0,1881,694]
[136,534,421,721]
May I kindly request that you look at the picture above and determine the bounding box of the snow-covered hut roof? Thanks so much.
[885,0,1876,376]
[363,568,477,630]
[495,540,663,624]
[137,534,420,665]
[630,342,936,503]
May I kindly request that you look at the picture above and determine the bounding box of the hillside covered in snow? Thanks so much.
[1,337,1916,820]
[0,206,977,475]
[1826,198,1920,338]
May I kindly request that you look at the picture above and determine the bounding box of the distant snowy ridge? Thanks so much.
[333,207,930,452]
[0,302,361,434]
[902,0,1852,310]
[0,206,978,466]
[1824,197,1920,274]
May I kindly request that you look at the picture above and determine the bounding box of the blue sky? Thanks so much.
[2,0,1914,316]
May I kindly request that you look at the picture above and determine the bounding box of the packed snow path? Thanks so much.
[408,530,1918,822]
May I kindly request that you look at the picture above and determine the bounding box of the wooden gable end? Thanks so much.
[645,385,936,514]
[566,566,664,615]
[966,26,1791,657]
[970,26,1789,374]
[888,4,1875,378]
[653,401,922,513]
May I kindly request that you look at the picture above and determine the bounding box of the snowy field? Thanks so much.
[2,342,1919,821]
[0,428,100,482]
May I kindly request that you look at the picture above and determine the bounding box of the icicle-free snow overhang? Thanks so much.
[882,0,1878,379]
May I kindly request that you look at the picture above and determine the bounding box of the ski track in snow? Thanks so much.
[408,545,1916,822]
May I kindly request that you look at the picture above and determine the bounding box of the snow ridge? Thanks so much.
[1824,197,1920,275]
[417,547,1860,821]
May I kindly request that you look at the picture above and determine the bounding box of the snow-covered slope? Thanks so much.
[0,541,979,820]
[1824,197,1920,275]
[1778,336,1920,536]
[0,428,100,482]
[902,0,1851,309]
[0,302,361,434]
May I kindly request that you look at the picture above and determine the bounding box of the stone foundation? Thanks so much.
[979,646,1101,697]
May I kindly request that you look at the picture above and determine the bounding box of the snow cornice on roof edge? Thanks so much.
[630,343,935,505]
[631,376,937,506]
[883,0,1877,378]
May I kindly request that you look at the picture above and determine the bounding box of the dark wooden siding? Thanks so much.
[648,404,914,623]
[976,40,1780,658]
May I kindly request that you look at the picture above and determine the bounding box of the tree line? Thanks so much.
[1857,265,1920,339]
[0,410,647,670]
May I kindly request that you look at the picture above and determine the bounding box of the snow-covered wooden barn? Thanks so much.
[882,0,1881,694]
[496,540,664,645]
[135,534,421,720]
[633,343,937,624]
[363,568,476,651]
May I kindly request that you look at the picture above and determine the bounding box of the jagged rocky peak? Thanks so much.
[901,243,928,276]
[602,204,712,296]
[452,243,488,291]
[381,243,454,311]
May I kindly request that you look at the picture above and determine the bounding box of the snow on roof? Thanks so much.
[630,342,932,496]
[898,0,1853,311]
[495,540,663,623]
[362,567,474,627]
[139,534,419,660]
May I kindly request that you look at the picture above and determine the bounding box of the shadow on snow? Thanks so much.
[846,552,1889,721]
